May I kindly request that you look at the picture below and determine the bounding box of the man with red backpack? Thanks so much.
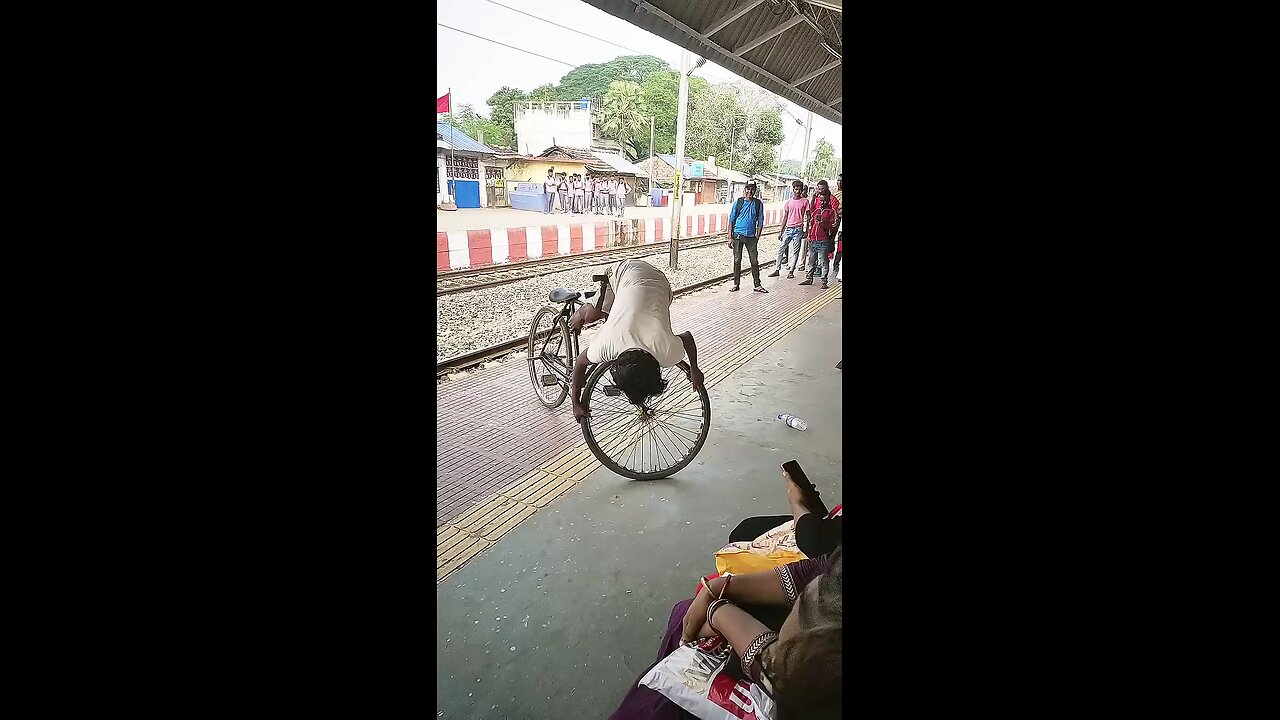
[800,179,840,289]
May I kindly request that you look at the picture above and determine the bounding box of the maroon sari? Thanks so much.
[609,554,834,720]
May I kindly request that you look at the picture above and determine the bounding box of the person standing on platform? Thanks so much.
[727,182,767,293]
[799,180,840,290]
[595,177,607,215]
[830,173,843,277]
[543,168,557,214]
[831,213,843,280]
[557,174,569,214]
[574,174,586,214]
[769,180,808,279]
[614,178,629,218]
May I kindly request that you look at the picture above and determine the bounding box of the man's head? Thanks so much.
[744,183,757,198]
[816,180,830,196]
[610,349,668,406]
[771,545,843,719]
[792,180,805,197]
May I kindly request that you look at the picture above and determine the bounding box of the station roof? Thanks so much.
[581,0,842,125]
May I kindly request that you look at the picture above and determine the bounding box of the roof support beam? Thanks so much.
[790,60,841,88]
[627,0,841,123]
[734,15,805,56]
[828,97,842,106]
[804,0,842,12]
[703,0,768,38]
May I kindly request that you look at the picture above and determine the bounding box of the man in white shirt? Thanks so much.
[567,259,704,422]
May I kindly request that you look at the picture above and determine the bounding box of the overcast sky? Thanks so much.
[437,0,841,162]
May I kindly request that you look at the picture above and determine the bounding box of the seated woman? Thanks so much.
[611,547,842,720]
[729,465,842,559]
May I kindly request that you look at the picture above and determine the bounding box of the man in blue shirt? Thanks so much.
[726,183,767,293]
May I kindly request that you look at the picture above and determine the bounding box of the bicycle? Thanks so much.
[527,272,712,480]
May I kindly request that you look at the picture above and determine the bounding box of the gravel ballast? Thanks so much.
[437,240,781,365]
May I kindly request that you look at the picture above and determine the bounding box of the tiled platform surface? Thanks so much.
[437,272,841,581]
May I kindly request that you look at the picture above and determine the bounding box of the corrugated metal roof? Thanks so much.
[718,167,754,183]
[657,154,719,178]
[436,121,496,154]
[536,146,642,175]
[581,0,841,125]
[591,151,646,176]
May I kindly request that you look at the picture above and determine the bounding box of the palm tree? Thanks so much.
[601,81,646,160]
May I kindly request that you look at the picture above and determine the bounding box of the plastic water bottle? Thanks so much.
[778,414,808,431]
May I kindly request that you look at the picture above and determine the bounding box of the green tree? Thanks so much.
[685,85,741,165]
[528,84,558,102]
[738,110,784,176]
[451,104,510,148]
[557,55,669,101]
[778,159,804,176]
[683,83,784,175]
[486,86,528,145]
[808,137,836,180]
[601,81,646,160]
[639,70,709,156]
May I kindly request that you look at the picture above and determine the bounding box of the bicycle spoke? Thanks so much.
[649,422,682,466]
[652,415,701,447]
[655,412,696,450]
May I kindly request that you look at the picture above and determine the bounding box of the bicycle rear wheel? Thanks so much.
[528,307,571,408]
[581,360,711,480]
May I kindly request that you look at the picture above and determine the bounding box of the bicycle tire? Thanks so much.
[528,307,571,408]
[581,360,711,480]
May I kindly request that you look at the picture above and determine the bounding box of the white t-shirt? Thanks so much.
[586,259,686,367]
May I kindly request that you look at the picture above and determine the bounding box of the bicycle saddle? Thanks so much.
[549,288,581,303]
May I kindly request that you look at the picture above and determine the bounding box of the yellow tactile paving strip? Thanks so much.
[437,285,841,582]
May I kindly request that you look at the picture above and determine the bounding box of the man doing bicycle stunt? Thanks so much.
[568,258,705,423]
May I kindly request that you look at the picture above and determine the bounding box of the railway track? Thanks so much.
[437,224,783,296]
[436,259,779,377]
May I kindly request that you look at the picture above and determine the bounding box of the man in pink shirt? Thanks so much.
[769,180,809,279]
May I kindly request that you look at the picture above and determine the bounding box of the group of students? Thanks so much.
[542,167,631,216]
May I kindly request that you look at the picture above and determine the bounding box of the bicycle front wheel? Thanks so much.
[528,307,571,408]
[581,360,711,480]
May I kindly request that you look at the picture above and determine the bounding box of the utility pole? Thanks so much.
[729,121,737,170]
[801,110,813,182]
[649,115,655,196]
[670,49,690,270]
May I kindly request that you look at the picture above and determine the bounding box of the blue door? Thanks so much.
[449,179,481,209]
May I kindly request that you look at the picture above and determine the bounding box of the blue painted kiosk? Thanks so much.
[508,182,545,212]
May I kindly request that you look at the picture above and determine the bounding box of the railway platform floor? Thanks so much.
[436,274,843,719]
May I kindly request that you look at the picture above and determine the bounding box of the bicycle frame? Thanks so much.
[531,274,609,389]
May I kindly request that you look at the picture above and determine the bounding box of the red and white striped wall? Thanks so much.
[436,203,784,271]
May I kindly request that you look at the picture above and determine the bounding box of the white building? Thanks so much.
[513,100,625,158]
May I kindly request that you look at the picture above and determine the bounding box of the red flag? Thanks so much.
[436,93,450,114]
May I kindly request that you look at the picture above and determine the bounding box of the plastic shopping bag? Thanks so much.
[714,519,807,576]
[639,636,776,720]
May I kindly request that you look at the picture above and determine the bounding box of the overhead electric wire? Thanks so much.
[480,0,651,57]
[437,23,577,68]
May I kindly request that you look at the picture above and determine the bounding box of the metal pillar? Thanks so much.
[802,110,813,181]
[670,49,690,270]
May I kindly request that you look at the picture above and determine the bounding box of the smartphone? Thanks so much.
[782,460,816,492]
